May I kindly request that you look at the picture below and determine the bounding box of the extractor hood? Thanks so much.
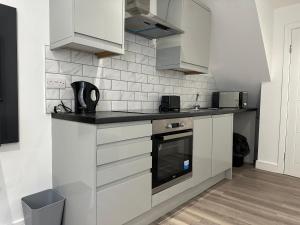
[125,0,184,39]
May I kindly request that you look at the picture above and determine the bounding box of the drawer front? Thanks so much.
[97,156,152,187]
[97,123,152,145]
[97,139,152,165]
[97,173,151,225]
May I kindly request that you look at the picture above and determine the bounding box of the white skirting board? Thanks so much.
[255,160,282,173]
[126,170,229,225]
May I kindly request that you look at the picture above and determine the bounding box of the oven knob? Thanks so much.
[180,122,185,127]
[166,124,173,129]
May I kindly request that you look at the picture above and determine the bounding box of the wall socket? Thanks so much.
[46,77,66,89]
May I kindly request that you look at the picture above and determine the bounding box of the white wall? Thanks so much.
[0,0,51,225]
[255,0,274,76]
[257,4,300,173]
[200,0,270,107]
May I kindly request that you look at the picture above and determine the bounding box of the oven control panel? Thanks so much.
[152,118,193,134]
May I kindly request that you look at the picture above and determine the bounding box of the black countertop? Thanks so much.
[51,108,258,125]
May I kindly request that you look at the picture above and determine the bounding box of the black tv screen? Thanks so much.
[0,4,19,144]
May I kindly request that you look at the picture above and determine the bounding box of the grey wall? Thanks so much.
[201,0,270,107]
[45,33,217,113]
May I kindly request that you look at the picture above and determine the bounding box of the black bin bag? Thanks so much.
[233,133,250,167]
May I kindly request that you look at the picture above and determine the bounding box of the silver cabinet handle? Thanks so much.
[163,131,193,141]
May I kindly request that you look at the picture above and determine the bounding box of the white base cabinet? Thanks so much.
[52,114,233,225]
[212,114,234,176]
[50,0,125,57]
[52,120,152,225]
[193,116,213,183]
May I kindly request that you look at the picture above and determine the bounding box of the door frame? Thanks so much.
[279,22,300,174]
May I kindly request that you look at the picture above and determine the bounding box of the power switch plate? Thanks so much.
[46,77,66,89]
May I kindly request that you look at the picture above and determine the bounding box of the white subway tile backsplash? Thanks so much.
[125,32,135,42]
[103,90,121,101]
[112,101,127,111]
[121,51,135,62]
[83,65,102,78]
[96,101,112,111]
[148,75,159,84]
[60,88,74,100]
[112,80,127,91]
[46,89,60,99]
[141,46,155,57]
[142,83,154,92]
[93,56,112,68]
[136,73,147,83]
[45,60,59,73]
[71,51,93,65]
[135,92,148,101]
[148,57,156,66]
[135,36,149,46]
[128,82,142,92]
[142,65,154,75]
[112,59,127,71]
[128,101,142,110]
[102,68,121,80]
[142,101,153,110]
[128,62,142,73]
[71,75,93,84]
[121,71,136,82]
[99,79,112,90]
[60,62,82,76]
[45,46,71,62]
[121,91,135,101]
[127,42,142,53]
[148,93,159,101]
[136,54,149,65]
[45,33,217,113]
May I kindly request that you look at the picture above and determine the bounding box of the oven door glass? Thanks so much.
[152,131,193,189]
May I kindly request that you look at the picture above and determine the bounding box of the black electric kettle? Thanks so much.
[71,81,100,114]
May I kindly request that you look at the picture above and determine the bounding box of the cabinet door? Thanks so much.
[212,115,233,176]
[74,0,124,45]
[181,0,210,68]
[97,173,151,225]
[193,117,212,184]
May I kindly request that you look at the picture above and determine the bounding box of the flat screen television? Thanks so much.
[0,4,19,144]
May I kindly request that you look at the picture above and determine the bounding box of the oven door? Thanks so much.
[152,130,193,193]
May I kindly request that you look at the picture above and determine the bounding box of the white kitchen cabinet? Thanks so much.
[193,116,213,184]
[50,0,125,57]
[52,120,152,225]
[212,114,233,176]
[156,0,211,74]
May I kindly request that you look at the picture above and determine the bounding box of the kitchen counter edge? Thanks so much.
[51,108,258,125]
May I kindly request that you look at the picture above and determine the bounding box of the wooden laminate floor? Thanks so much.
[153,166,300,225]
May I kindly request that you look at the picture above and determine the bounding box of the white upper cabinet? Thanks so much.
[156,0,211,74]
[50,0,125,57]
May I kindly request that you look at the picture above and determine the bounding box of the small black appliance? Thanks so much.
[159,96,180,112]
[71,81,100,114]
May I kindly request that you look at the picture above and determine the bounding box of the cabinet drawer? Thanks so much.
[97,123,152,145]
[97,139,152,165]
[97,173,151,225]
[97,156,152,187]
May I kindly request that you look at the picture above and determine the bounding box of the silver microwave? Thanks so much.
[212,91,248,109]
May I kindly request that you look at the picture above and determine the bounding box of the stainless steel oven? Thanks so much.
[152,118,193,194]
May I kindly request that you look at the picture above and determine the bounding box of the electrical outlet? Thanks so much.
[46,77,66,89]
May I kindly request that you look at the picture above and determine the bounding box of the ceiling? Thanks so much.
[272,0,300,9]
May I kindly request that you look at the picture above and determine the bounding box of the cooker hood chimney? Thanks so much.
[125,0,184,39]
